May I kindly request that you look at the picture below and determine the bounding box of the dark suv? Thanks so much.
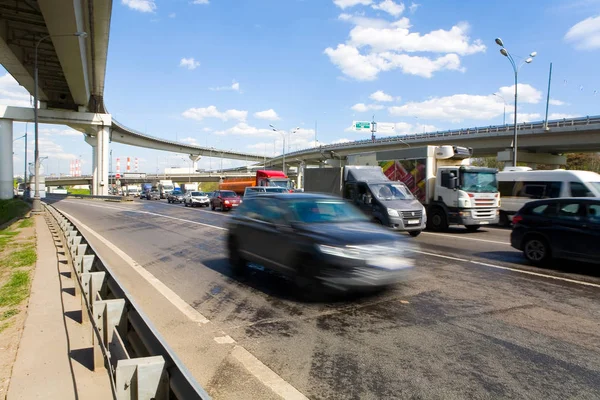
[510,198,600,265]
[227,193,415,293]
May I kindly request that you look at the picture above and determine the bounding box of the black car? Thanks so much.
[146,190,160,200]
[227,193,415,293]
[167,190,185,203]
[510,198,600,265]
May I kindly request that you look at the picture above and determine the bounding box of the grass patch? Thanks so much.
[0,247,37,269]
[0,199,30,226]
[0,271,30,307]
[0,230,19,251]
[1,308,19,321]
[0,322,10,333]
[18,218,33,228]
[68,188,90,195]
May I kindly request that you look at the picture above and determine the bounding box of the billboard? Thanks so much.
[379,159,427,203]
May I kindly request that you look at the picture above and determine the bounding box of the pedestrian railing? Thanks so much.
[44,203,211,400]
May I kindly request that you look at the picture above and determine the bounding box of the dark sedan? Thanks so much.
[511,198,600,265]
[167,190,185,204]
[146,190,160,200]
[227,193,416,293]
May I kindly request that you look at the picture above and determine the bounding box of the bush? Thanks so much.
[0,199,30,226]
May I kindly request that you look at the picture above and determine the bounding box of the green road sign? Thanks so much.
[354,121,371,130]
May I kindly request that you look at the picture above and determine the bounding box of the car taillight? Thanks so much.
[512,215,523,225]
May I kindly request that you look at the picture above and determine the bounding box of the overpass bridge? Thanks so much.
[0,0,262,199]
[273,116,600,170]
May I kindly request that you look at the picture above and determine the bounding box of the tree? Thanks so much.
[471,157,504,170]
[566,153,600,172]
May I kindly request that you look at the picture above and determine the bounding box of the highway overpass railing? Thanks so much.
[284,115,600,157]
[44,203,211,400]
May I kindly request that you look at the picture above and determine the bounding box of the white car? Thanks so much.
[184,191,210,207]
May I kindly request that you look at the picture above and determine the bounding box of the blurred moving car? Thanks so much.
[510,198,600,265]
[244,186,289,198]
[184,191,210,207]
[227,193,415,293]
[211,190,242,211]
[167,190,185,204]
[146,190,160,200]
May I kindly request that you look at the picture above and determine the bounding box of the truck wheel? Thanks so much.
[409,231,421,237]
[427,208,448,231]
[465,225,480,232]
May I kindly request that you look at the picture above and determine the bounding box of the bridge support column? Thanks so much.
[497,149,567,169]
[0,119,14,199]
[84,126,109,195]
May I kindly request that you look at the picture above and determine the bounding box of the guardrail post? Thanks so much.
[116,356,168,400]
[93,299,127,371]
[81,271,106,323]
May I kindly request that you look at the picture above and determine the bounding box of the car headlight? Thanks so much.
[317,244,362,259]
[387,208,399,217]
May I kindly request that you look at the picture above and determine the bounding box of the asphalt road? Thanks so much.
[48,198,600,400]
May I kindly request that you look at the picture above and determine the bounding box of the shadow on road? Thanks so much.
[200,257,386,304]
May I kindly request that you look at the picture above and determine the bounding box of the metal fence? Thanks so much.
[44,203,211,400]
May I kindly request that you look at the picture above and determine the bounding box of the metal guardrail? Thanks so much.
[283,115,600,158]
[46,193,131,201]
[44,203,211,400]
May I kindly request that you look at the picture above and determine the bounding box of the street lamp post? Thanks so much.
[269,125,299,174]
[32,31,87,213]
[492,93,507,125]
[495,38,536,167]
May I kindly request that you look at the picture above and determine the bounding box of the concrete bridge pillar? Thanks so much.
[189,154,201,172]
[84,125,110,195]
[0,119,14,199]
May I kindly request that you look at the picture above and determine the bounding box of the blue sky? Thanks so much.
[6,0,600,176]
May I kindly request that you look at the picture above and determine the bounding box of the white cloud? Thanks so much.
[348,21,486,55]
[549,99,566,106]
[498,83,542,104]
[168,12,176,18]
[333,0,373,9]
[326,16,485,80]
[548,113,580,120]
[325,44,464,80]
[202,127,213,132]
[121,0,156,13]
[182,106,247,122]
[180,137,199,145]
[0,74,33,107]
[40,127,80,137]
[351,103,384,112]
[37,138,78,160]
[216,123,273,136]
[346,121,436,136]
[192,0,210,4]
[179,57,200,70]
[565,15,600,50]
[508,113,542,123]
[210,81,241,92]
[409,2,419,13]
[372,0,405,17]
[254,109,280,121]
[370,90,394,102]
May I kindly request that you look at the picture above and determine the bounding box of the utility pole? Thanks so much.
[370,115,377,142]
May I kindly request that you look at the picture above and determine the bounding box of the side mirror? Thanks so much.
[448,177,458,190]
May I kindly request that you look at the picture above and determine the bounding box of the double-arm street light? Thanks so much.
[492,93,507,126]
[269,124,300,174]
[32,31,87,213]
[495,38,536,167]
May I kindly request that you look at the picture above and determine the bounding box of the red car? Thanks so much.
[210,190,242,211]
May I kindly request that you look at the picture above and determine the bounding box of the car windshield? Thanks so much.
[369,183,415,200]
[460,172,498,193]
[269,180,291,188]
[266,188,288,193]
[288,199,369,223]
[221,191,237,198]
[191,191,205,196]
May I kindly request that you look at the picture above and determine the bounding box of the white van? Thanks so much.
[497,167,600,224]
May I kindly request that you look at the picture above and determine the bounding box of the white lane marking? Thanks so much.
[60,200,227,231]
[231,346,309,400]
[59,209,210,324]
[58,201,600,289]
[56,204,309,398]
[421,231,509,245]
[214,335,236,344]
[149,200,231,217]
[413,249,600,289]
